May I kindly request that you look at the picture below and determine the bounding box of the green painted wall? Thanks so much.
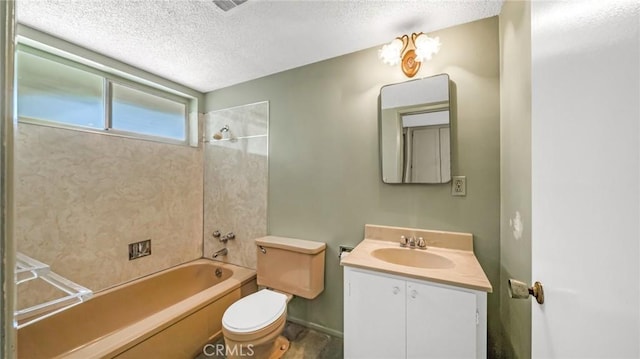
[499,1,532,358]
[206,16,501,350]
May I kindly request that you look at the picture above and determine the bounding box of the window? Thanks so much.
[111,83,186,141]
[16,45,192,144]
[17,51,104,129]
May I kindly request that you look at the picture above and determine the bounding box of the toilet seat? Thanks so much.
[222,289,287,334]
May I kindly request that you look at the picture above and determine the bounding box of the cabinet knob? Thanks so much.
[392,286,400,295]
[410,290,418,299]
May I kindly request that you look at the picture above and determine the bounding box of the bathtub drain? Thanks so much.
[215,268,223,278]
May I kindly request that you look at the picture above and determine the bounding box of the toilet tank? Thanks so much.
[255,236,326,299]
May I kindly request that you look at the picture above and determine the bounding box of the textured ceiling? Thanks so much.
[17,0,503,93]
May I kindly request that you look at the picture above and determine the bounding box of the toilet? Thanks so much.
[221,236,326,359]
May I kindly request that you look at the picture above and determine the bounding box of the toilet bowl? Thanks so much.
[221,236,326,359]
[222,289,289,359]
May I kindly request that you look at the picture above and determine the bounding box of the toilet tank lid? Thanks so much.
[255,236,326,254]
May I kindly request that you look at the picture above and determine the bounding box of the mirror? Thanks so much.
[380,74,451,184]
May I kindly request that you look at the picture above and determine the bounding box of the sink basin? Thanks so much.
[371,248,455,269]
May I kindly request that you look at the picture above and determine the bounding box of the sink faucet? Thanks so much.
[212,248,228,259]
[399,235,427,249]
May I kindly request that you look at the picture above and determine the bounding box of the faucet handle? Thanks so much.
[417,237,426,249]
[220,232,235,243]
[400,235,408,247]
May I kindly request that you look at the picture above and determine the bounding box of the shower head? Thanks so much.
[212,125,230,140]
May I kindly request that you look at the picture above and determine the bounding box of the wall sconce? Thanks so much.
[379,32,441,78]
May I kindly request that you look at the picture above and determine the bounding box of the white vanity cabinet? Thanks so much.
[344,266,487,359]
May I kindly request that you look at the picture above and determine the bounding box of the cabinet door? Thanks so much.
[344,268,406,359]
[407,281,477,358]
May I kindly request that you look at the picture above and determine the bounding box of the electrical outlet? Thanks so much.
[452,176,466,196]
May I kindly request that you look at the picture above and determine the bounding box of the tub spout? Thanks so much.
[212,248,228,259]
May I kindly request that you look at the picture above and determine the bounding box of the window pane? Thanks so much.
[111,83,186,141]
[17,51,104,129]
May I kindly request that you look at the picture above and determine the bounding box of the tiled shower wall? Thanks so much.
[203,102,268,269]
[15,122,203,305]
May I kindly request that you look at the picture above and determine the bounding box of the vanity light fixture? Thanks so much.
[378,32,441,78]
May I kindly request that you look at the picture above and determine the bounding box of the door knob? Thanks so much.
[508,279,544,304]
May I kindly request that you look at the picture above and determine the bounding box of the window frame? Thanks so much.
[17,44,193,146]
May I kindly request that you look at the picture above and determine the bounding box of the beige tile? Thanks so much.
[15,122,204,306]
[203,102,269,270]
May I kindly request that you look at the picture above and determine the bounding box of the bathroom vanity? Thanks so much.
[341,224,492,359]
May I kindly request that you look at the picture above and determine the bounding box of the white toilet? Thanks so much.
[221,236,326,359]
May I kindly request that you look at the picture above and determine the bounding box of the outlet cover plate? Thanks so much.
[452,176,466,196]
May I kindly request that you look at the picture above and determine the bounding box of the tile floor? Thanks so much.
[195,321,343,359]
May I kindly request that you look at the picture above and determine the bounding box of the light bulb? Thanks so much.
[414,35,441,62]
[378,38,403,66]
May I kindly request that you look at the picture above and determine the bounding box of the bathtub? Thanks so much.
[18,259,257,358]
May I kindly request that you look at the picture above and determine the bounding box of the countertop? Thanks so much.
[341,238,492,293]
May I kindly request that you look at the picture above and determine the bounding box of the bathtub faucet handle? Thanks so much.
[220,232,235,243]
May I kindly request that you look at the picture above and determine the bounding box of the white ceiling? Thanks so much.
[17,0,503,93]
